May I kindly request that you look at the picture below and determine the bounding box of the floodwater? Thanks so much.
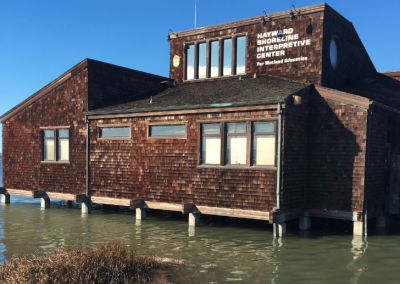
[1,160,400,284]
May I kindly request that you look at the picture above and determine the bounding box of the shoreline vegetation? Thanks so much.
[0,242,181,284]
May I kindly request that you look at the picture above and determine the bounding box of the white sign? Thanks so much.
[256,28,311,66]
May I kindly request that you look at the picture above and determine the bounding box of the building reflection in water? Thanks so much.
[347,236,368,284]
[188,226,195,237]
[270,236,283,284]
[135,219,141,240]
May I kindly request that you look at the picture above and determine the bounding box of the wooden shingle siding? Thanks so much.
[281,92,310,212]
[89,110,279,212]
[366,107,388,218]
[306,93,368,213]
[169,10,324,85]
[321,7,376,91]
[2,69,89,195]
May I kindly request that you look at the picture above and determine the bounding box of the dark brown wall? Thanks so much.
[87,60,168,111]
[307,93,367,213]
[281,91,310,212]
[366,107,387,218]
[169,11,324,85]
[321,6,376,90]
[89,110,278,212]
[2,69,88,194]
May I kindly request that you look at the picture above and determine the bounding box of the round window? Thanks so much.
[330,37,340,69]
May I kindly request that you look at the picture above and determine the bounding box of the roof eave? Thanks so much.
[84,98,287,116]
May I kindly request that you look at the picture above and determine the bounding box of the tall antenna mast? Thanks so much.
[194,0,197,28]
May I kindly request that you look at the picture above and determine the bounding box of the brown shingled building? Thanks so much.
[1,3,400,236]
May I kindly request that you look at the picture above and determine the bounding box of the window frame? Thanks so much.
[147,122,188,139]
[198,119,277,169]
[98,124,132,140]
[184,33,247,81]
[40,126,70,163]
[200,123,223,165]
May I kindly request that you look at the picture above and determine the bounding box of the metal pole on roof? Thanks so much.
[194,0,197,28]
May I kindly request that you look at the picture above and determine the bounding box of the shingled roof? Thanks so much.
[85,75,310,115]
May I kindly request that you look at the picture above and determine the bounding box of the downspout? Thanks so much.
[363,104,373,235]
[276,103,283,210]
[85,115,90,198]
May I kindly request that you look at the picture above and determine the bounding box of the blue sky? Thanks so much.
[1,0,399,151]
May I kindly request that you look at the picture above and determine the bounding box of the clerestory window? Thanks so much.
[185,35,247,80]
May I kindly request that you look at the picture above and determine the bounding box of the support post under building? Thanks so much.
[81,200,91,214]
[189,213,200,226]
[41,197,50,209]
[299,216,311,230]
[353,221,365,236]
[136,208,147,220]
[1,193,10,204]
[376,215,386,228]
[273,222,286,237]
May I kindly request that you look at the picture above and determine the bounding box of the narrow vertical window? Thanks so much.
[198,43,207,79]
[223,38,232,76]
[210,41,219,77]
[202,124,221,164]
[226,123,247,165]
[236,36,246,74]
[186,44,195,80]
[252,122,275,166]
[57,129,69,161]
[43,130,55,161]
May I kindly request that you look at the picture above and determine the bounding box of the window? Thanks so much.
[236,36,246,74]
[99,126,130,138]
[329,36,340,70]
[185,35,246,80]
[222,38,232,76]
[198,42,207,79]
[186,44,195,80]
[201,124,221,164]
[210,41,219,77]
[42,128,69,162]
[252,123,275,165]
[148,124,186,138]
[200,121,276,167]
[226,123,247,165]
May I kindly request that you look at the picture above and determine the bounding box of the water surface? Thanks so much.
[1,161,400,283]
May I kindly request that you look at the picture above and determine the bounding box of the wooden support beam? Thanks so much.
[5,189,32,196]
[0,187,7,195]
[145,201,182,212]
[75,194,89,203]
[90,196,130,207]
[32,191,47,199]
[130,199,145,209]
[182,203,197,214]
[272,210,304,223]
[196,206,270,221]
[307,209,360,221]
[47,193,75,200]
